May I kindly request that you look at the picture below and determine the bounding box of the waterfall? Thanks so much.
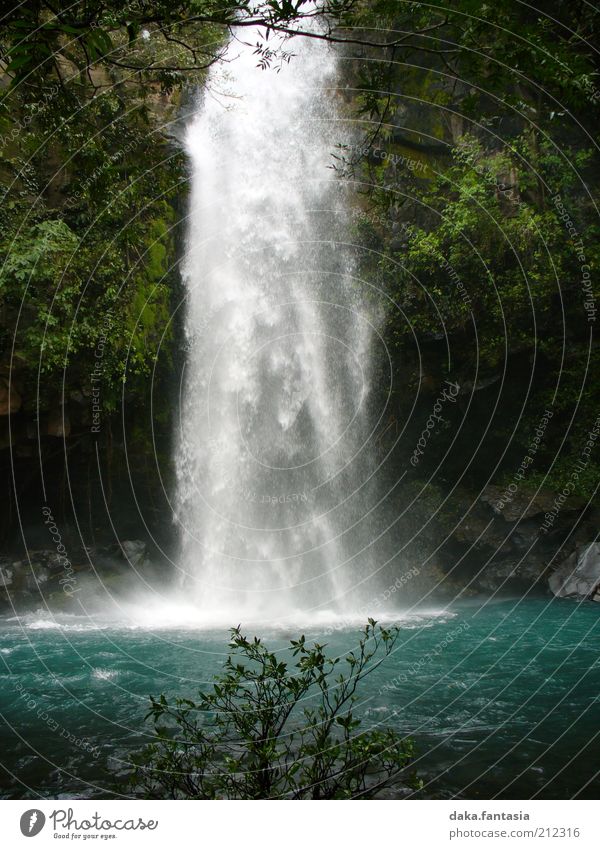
[174,25,380,624]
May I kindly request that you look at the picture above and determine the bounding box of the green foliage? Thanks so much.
[0,217,80,371]
[342,1,600,499]
[0,0,359,418]
[357,130,600,494]
[0,1,357,92]
[389,134,597,344]
[127,621,420,799]
[0,62,184,409]
[350,0,600,115]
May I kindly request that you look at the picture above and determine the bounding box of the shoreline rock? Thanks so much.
[549,544,600,602]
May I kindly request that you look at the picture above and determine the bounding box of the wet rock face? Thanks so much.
[435,483,599,596]
[480,484,584,523]
[0,564,13,587]
[0,540,161,613]
[474,558,549,594]
[0,550,78,610]
[549,544,600,602]
[119,540,147,568]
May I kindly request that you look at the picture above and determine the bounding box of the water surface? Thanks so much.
[1,597,598,799]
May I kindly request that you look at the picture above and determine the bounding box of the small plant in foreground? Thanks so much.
[126,620,421,799]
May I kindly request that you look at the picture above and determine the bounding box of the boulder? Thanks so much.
[549,543,600,601]
[25,565,51,592]
[0,565,13,588]
[26,550,71,574]
[120,539,147,568]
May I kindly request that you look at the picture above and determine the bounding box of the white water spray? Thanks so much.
[174,25,380,624]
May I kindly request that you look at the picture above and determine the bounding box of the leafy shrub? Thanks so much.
[127,620,420,799]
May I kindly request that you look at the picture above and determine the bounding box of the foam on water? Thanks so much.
[0,600,454,634]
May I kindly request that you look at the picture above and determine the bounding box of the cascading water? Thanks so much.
[174,25,382,624]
